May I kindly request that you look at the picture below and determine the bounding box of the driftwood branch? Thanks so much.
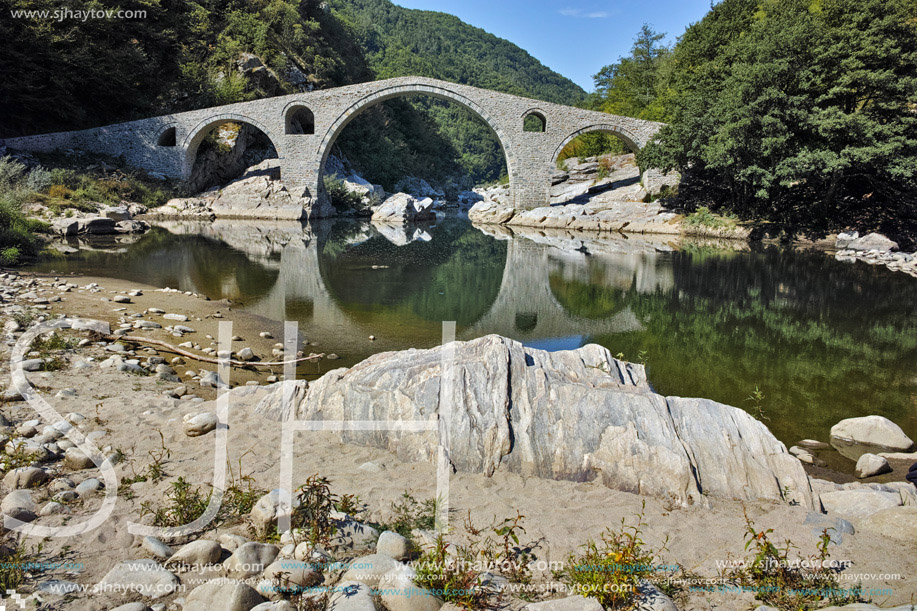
[107,334,324,368]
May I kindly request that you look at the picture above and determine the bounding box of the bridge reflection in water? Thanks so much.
[148,216,680,360]
[34,216,917,446]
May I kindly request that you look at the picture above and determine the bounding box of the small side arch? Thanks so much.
[551,124,643,165]
[156,126,177,147]
[522,109,547,133]
[284,103,315,135]
[181,113,281,178]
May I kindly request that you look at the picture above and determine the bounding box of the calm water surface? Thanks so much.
[29,216,917,447]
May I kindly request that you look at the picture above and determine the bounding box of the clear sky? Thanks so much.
[392,0,713,91]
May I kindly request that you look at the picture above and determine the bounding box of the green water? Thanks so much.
[30,216,917,447]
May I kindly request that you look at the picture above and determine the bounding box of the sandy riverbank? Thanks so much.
[0,271,915,610]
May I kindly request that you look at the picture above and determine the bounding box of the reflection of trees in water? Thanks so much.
[548,246,917,443]
[318,218,507,327]
[34,229,280,301]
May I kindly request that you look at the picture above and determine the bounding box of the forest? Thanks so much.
[593,0,917,243]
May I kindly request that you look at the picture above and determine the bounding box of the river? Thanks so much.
[27,215,917,448]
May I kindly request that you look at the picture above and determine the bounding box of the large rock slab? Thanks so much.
[830,415,914,460]
[860,506,917,542]
[256,335,814,509]
[820,489,901,519]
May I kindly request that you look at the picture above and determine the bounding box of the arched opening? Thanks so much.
[185,118,279,194]
[286,105,315,135]
[157,127,177,147]
[523,112,546,133]
[318,86,514,213]
[318,217,507,331]
[515,312,538,332]
[550,127,643,205]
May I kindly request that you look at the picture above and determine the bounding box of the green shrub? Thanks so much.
[375,492,437,537]
[24,167,53,192]
[0,157,26,186]
[47,184,72,199]
[141,477,210,527]
[561,504,665,608]
[414,534,489,609]
[323,174,366,211]
[732,513,862,610]
[0,196,42,264]
[291,474,338,547]
[684,206,738,229]
[0,247,21,266]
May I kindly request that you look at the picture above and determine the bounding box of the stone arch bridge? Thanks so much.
[1,76,663,211]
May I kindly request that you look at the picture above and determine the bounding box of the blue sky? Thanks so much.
[392,0,713,91]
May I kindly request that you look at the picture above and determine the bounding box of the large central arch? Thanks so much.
[315,82,518,203]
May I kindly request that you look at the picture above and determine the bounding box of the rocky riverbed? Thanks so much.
[0,270,915,610]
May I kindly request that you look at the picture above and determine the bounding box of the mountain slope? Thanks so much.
[0,0,584,186]
[330,0,585,105]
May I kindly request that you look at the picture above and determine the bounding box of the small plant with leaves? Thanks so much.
[731,511,862,610]
[292,474,338,547]
[562,502,665,608]
[0,535,39,591]
[0,442,38,474]
[492,511,534,588]
[377,492,438,538]
[335,493,365,518]
[141,477,210,527]
[746,386,768,422]
[221,452,267,520]
[414,534,488,609]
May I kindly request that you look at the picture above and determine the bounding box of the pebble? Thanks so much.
[1,489,37,522]
[113,295,132,304]
[167,539,223,568]
[2,466,49,489]
[64,447,96,470]
[75,478,102,496]
[97,560,179,600]
[223,542,280,579]
[183,412,219,437]
[183,579,264,611]
[855,453,892,478]
[40,501,66,516]
[142,536,173,560]
[376,531,412,560]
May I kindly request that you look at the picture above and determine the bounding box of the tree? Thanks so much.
[640,0,917,243]
[590,24,672,121]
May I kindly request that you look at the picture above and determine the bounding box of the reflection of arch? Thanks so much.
[551,124,643,162]
[522,109,547,133]
[157,126,177,147]
[316,219,507,329]
[317,83,517,200]
[182,113,281,176]
[285,104,315,135]
[515,312,538,332]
